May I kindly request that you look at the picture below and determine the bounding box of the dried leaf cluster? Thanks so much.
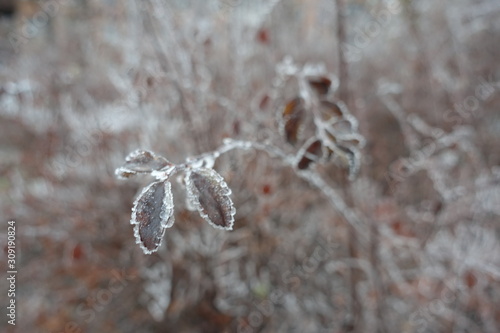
[277,62,365,180]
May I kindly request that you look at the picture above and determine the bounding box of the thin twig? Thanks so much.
[181,139,370,245]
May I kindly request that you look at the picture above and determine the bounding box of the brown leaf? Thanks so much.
[131,180,174,254]
[319,100,343,121]
[297,139,323,170]
[282,97,305,145]
[308,76,332,96]
[336,145,361,180]
[186,168,235,230]
[116,150,172,179]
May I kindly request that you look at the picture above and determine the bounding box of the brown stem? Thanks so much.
[335,0,349,105]
[370,221,387,333]
[335,1,364,330]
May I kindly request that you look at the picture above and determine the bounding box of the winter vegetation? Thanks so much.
[1,0,499,332]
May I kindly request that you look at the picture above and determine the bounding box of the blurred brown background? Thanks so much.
[1,0,499,332]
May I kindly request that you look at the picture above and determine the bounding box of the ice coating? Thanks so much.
[131,180,175,254]
[116,150,172,179]
[185,168,235,230]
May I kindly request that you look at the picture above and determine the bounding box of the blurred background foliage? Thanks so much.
[0,0,499,332]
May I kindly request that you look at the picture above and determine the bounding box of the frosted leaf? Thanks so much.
[330,114,359,133]
[115,167,137,179]
[318,100,344,122]
[333,132,366,149]
[186,155,215,169]
[341,114,359,132]
[281,97,305,145]
[307,76,332,96]
[297,138,323,170]
[185,168,235,230]
[335,145,361,181]
[345,133,366,149]
[315,97,365,174]
[116,150,172,179]
[131,180,174,254]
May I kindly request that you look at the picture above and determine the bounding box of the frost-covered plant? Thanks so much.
[116,58,366,255]
[275,57,365,180]
[116,149,235,254]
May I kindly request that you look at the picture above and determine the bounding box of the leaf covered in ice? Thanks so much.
[115,150,172,179]
[185,168,235,230]
[307,76,332,96]
[281,97,305,145]
[335,145,361,181]
[336,133,366,149]
[297,138,323,170]
[318,100,343,122]
[131,180,174,254]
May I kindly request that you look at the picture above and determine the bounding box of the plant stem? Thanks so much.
[335,0,349,104]
[185,139,370,245]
